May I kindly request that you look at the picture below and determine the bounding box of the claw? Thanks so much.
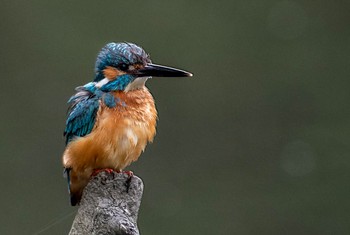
[123,170,134,177]
[124,171,134,193]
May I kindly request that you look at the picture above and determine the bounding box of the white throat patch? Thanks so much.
[124,77,149,92]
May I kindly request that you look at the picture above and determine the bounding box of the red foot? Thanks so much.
[91,168,115,176]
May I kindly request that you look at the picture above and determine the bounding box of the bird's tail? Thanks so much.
[63,168,76,206]
[63,167,71,191]
[63,167,85,206]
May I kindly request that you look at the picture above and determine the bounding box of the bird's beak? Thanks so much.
[136,63,193,77]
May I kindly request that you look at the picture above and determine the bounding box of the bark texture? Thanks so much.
[69,171,143,235]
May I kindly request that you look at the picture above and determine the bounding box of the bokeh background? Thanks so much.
[1,0,350,234]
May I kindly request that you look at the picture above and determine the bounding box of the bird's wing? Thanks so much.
[64,86,100,145]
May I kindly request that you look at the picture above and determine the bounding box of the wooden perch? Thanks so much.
[69,171,143,235]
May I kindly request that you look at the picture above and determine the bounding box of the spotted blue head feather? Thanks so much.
[94,42,151,82]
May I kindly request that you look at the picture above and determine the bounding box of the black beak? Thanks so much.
[136,63,193,77]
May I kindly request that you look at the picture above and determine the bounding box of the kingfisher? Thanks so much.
[62,42,192,205]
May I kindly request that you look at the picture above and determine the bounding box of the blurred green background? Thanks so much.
[1,0,350,234]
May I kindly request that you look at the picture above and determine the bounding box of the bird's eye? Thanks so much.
[119,63,129,71]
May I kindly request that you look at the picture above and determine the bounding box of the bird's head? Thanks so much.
[94,42,192,92]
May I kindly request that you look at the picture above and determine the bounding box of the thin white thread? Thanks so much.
[32,209,76,235]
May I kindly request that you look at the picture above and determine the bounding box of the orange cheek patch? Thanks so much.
[103,66,125,80]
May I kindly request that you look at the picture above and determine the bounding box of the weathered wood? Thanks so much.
[69,171,143,235]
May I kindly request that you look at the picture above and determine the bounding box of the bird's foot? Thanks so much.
[122,171,134,192]
[91,168,115,176]
[123,170,134,177]
[113,170,133,176]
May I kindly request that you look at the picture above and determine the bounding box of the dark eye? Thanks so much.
[119,63,128,71]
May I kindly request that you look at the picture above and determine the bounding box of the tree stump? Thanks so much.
[69,171,143,235]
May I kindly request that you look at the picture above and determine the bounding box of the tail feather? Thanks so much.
[70,194,80,206]
[64,168,87,206]
[63,168,80,206]
[63,168,71,193]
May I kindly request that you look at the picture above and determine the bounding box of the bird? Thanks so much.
[62,42,192,205]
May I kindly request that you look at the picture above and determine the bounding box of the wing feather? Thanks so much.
[64,87,100,145]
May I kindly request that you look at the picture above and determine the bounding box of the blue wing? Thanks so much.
[64,86,100,145]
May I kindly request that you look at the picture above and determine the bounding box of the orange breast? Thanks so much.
[63,87,157,172]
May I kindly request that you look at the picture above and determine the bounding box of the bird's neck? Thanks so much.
[124,77,149,92]
[99,75,132,92]
[96,76,149,93]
